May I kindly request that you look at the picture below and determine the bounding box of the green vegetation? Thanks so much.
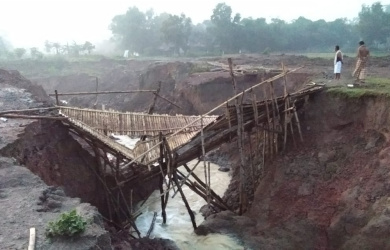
[45,210,87,238]
[327,77,390,98]
[109,2,390,56]
[189,63,212,74]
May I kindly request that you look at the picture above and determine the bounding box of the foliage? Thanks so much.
[326,77,390,98]
[161,14,192,55]
[108,2,390,56]
[209,3,242,52]
[110,7,163,54]
[358,2,390,47]
[45,210,87,238]
[82,41,95,54]
[30,47,44,59]
[14,48,26,59]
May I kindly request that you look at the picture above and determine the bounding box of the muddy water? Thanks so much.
[135,160,243,250]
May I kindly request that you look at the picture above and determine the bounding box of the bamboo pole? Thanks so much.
[200,116,210,207]
[146,212,157,238]
[182,164,230,210]
[282,63,289,151]
[122,67,303,168]
[28,228,36,250]
[173,170,197,229]
[147,81,162,114]
[54,90,59,105]
[153,92,182,109]
[49,90,157,96]
[94,77,99,108]
[0,107,59,115]
[293,105,304,142]
[172,160,201,199]
[0,114,67,120]
[228,57,247,215]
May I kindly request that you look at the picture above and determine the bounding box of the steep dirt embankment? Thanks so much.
[0,120,107,211]
[0,69,111,249]
[198,91,390,249]
[35,59,311,116]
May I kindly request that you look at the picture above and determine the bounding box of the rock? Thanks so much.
[318,150,336,165]
[218,166,230,172]
[47,198,62,209]
[365,136,379,150]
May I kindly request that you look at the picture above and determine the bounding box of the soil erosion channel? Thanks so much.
[3,55,390,249]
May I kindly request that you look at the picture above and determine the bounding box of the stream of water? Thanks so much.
[112,135,243,249]
[135,160,243,250]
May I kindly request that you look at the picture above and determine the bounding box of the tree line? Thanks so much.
[111,2,390,56]
[0,40,95,60]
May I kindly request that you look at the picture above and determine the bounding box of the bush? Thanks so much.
[45,210,87,238]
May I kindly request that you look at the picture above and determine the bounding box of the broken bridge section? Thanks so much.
[0,62,325,238]
[59,106,218,165]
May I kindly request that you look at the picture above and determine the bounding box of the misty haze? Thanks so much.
[1,1,390,250]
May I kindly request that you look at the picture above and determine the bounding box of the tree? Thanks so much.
[30,47,44,59]
[14,48,26,59]
[82,41,95,54]
[110,7,149,53]
[161,14,192,55]
[209,3,242,52]
[52,43,61,55]
[44,40,53,53]
[358,2,390,46]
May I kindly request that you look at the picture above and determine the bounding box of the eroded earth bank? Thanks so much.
[2,54,390,249]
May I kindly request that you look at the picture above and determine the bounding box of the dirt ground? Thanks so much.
[0,70,111,250]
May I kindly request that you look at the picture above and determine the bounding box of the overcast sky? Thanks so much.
[0,0,386,49]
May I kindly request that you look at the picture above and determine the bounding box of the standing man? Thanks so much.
[334,45,343,80]
[352,41,370,84]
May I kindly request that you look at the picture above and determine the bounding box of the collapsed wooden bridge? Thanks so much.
[0,60,324,237]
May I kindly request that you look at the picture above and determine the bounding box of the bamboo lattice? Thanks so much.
[59,107,218,165]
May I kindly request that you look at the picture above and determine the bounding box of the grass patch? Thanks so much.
[45,210,87,238]
[326,77,390,98]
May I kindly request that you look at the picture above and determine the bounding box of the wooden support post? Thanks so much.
[293,105,304,142]
[229,57,247,215]
[269,81,280,154]
[54,90,59,106]
[146,212,157,238]
[282,63,289,151]
[148,81,162,114]
[28,228,36,250]
[159,174,167,224]
[173,169,197,229]
[200,116,210,207]
[94,77,99,108]
[182,164,230,210]
[226,102,232,142]
[172,160,201,199]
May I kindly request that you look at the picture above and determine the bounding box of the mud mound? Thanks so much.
[198,92,390,249]
[0,69,51,104]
